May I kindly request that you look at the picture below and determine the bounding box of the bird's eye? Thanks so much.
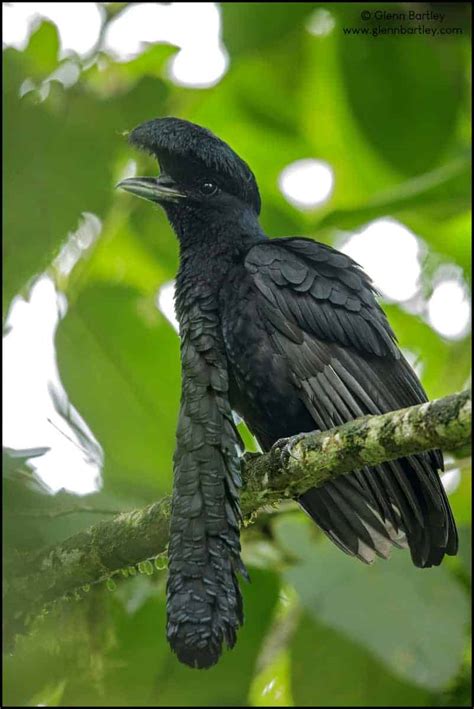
[200,181,219,196]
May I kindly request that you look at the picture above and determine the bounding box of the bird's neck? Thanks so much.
[175,236,241,319]
[173,209,265,291]
[173,210,266,324]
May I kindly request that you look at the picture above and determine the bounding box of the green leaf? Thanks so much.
[448,469,472,528]
[3,50,114,317]
[457,526,471,581]
[297,28,399,210]
[222,3,317,56]
[24,20,60,78]
[338,10,466,175]
[316,156,471,231]
[407,210,472,276]
[3,47,169,318]
[83,43,178,95]
[275,516,470,690]
[291,612,429,706]
[382,305,471,401]
[56,284,181,501]
[70,211,175,297]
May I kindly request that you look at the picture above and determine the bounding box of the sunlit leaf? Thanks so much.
[23,20,60,78]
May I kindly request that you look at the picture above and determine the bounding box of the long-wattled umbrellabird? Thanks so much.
[117,117,457,670]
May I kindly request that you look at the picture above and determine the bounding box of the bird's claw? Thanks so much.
[271,431,316,468]
[272,437,294,468]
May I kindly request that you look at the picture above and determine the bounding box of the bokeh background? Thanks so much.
[3,2,471,706]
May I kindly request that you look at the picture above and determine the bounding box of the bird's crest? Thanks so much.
[128,117,261,214]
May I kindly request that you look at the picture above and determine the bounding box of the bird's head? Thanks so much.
[117,117,261,241]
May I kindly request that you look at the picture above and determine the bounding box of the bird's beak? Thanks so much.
[116,174,185,204]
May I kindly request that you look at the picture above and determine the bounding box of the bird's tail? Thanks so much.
[166,339,246,669]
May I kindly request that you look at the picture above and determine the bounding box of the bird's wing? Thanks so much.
[244,237,457,567]
[246,237,401,356]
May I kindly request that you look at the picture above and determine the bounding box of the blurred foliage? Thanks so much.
[2,2,471,706]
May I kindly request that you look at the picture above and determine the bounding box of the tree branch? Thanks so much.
[4,389,471,639]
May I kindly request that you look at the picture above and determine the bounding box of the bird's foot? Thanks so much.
[271,431,316,468]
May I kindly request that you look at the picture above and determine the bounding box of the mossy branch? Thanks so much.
[4,389,471,642]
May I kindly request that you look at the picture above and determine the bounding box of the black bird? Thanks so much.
[118,117,457,669]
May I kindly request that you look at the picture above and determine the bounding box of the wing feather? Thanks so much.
[244,238,457,567]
